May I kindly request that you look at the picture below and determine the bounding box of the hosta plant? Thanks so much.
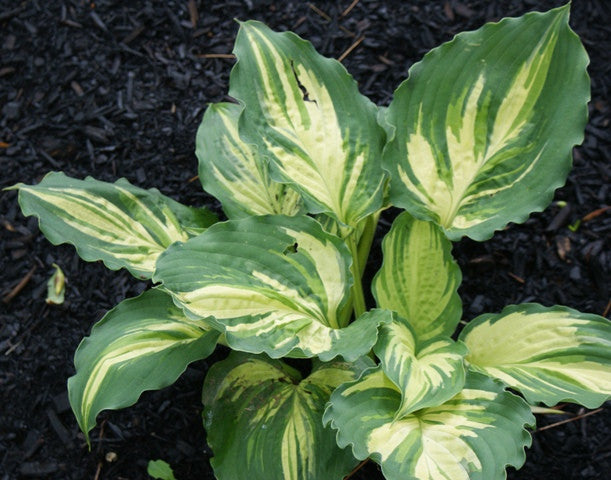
[10,4,611,480]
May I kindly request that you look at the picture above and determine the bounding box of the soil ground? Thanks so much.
[1,1,609,479]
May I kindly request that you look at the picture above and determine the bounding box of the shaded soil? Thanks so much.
[1,1,609,479]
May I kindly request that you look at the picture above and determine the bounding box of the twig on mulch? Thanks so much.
[535,408,604,433]
[345,459,370,479]
[3,309,46,356]
[308,3,331,21]
[507,272,525,284]
[308,3,356,37]
[338,36,365,62]
[2,266,36,304]
[582,206,610,222]
[188,0,199,28]
[89,10,108,32]
[93,461,103,480]
[341,0,361,17]
[197,53,235,59]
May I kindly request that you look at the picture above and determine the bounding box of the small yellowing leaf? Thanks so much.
[46,263,65,305]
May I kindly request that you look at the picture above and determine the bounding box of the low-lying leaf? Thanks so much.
[203,352,372,480]
[460,303,611,408]
[68,289,219,441]
[13,172,216,279]
[324,369,534,480]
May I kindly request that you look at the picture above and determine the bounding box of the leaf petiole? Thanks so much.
[347,232,366,320]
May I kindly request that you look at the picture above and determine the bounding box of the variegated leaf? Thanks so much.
[374,313,467,418]
[459,303,611,408]
[372,212,462,339]
[383,5,589,240]
[196,102,302,218]
[13,172,216,278]
[324,369,534,480]
[68,289,219,441]
[154,215,389,360]
[202,352,372,480]
[229,20,386,227]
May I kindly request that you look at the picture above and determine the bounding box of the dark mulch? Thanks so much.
[1,1,609,479]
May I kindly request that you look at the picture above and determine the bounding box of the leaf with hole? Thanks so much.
[229,20,386,227]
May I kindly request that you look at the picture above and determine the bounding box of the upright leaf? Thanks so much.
[372,212,462,339]
[229,20,386,227]
[154,215,387,360]
[203,353,372,480]
[196,102,302,218]
[68,289,220,441]
[324,370,534,480]
[13,172,216,278]
[374,314,467,418]
[460,303,611,408]
[384,5,589,240]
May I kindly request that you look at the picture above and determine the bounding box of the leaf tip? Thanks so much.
[3,183,23,192]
